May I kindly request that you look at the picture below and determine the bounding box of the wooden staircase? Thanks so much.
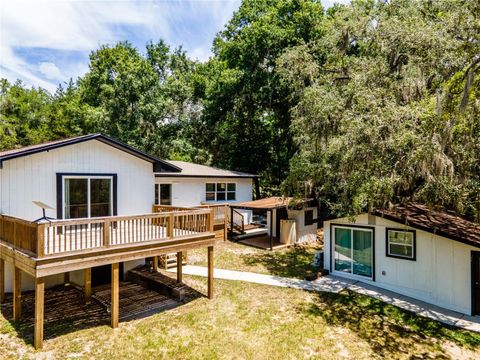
[228,208,245,235]
[157,252,188,270]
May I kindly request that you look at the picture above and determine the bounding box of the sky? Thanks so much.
[0,0,347,93]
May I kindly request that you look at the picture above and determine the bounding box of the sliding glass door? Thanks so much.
[333,226,373,278]
[64,176,113,219]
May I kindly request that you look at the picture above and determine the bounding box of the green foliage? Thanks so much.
[78,41,204,160]
[0,79,85,149]
[1,0,479,221]
[1,42,206,163]
[198,0,325,190]
[280,0,480,220]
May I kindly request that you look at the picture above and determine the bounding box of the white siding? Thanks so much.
[154,177,253,207]
[0,140,154,220]
[324,215,477,315]
[0,139,155,292]
[288,207,318,243]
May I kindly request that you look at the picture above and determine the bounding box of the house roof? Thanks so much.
[156,160,258,178]
[0,134,181,172]
[232,197,292,210]
[374,203,480,249]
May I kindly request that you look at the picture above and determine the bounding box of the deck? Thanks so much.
[0,210,215,277]
[0,276,202,343]
[0,207,218,349]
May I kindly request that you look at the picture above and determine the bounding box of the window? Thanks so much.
[155,184,172,205]
[304,210,314,226]
[205,182,236,202]
[333,225,373,278]
[63,176,113,219]
[386,228,416,260]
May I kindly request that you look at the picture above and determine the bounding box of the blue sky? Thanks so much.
[0,0,347,93]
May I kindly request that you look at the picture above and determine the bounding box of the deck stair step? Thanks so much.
[158,253,187,270]
[127,266,187,301]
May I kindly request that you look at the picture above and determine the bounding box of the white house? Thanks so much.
[0,133,256,292]
[323,203,480,316]
[154,160,257,207]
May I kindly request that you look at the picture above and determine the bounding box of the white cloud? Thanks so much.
[0,1,351,91]
[322,0,351,8]
[38,62,63,80]
[0,0,240,92]
[189,47,213,62]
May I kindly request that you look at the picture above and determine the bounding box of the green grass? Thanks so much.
[188,240,323,279]
[1,276,479,359]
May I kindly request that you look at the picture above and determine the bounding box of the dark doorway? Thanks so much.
[92,263,124,287]
[275,207,289,241]
[472,252,480,316]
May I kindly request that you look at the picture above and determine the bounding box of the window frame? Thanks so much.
[330,223,375,281]
[205,182,236,202]
[385,227,416,261]
[58,174,116,220]
[155,183,172,205]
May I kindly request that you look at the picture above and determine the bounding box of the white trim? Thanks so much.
[205,181,237,202]
[331,225,374,281]
[62,175,113,219]
[387,229,415,259]
[154,183,172,205]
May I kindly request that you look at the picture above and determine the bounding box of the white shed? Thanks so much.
[323,203,480,316]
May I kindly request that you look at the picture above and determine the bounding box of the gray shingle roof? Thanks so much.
[156,160,258,178]
[374,203,480,249]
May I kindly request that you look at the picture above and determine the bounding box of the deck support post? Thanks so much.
[207,246,214,299]
[269,210,273,251]
[223,206,228,241]
[153,256,159,272]
[230,207,234,240]
[111,263,119,328]
[84,268,91,304]
[13,266,21,321]
[64,271,70,286]
[34,277,45,350]
[176,251,183,283]
[0,259,4,303]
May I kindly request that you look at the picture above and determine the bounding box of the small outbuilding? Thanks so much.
[323,203,480,316]
[229,197,318,249]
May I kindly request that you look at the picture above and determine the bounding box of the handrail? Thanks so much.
[0,214,38,254]
[152,204,194,213]
[231,209,244,233]
[197,204,228,225]
[0,209,214,259]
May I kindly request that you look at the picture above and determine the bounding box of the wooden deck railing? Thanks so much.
[152,204,193,213]
[231,209,245,233]
[0,210,214,259]
[153,203,228,226]
[0,215,38,254]
[198,204,228,226]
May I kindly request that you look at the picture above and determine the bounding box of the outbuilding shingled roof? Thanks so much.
[374,203,480,249]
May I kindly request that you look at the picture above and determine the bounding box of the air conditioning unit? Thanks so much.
[280,219,296,245]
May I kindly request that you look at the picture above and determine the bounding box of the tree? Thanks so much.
[198,0,325,192]
[279,0,480,220]
[78,41,207,161]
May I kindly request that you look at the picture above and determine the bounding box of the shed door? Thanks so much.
[472,252,480,315]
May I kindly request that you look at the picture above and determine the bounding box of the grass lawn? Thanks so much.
[188,240,323,279]
[1,275,479,359]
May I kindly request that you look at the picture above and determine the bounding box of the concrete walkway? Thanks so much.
[168,265,480,333]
